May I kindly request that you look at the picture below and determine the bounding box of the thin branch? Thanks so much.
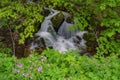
[8,26,16,56]
[94,27,103,56]
[94,28,100,46]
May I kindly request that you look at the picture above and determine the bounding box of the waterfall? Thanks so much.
[30,9,87,53]
[58,20,77,39]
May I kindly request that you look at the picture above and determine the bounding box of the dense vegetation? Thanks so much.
[0,49,120,80]
[0,0,120,80]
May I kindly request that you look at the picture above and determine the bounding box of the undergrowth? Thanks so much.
[0,49,120,80]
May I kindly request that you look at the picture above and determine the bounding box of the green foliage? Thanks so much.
[0,55,15,80]
[66,0,120,56]
[0,48,12,55]
[0,0,43,44]
[40,0,74,11]
[0,49,120,80]
[1,19,8,27]
[94,0,120,56]
[0,42,12,56]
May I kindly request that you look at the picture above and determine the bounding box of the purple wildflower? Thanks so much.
[38,66,42,72]
[41,56,46,59]
[22,73,29,77]
[30,74,34,79]
[17,64,22,68]
[22,73,25,76]
[30,76,33,79]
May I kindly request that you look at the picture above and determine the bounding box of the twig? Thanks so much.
[94,28,100,47]
[8,26,16,56]
[94,27,103,55]
[94,28,100,46]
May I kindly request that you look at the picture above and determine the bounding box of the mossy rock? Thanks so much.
[51,12,64,31]
[41,9,50,17]
[66,16,74,23]
[83,33,98,54]
[0,36,4,41]
[83,33,96,42]
[83,33,97,46]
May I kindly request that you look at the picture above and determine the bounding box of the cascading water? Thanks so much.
[30,9,87,53]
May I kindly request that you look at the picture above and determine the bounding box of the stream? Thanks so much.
[30,9,88,54]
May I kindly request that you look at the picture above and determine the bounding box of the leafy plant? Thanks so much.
[0,0,43,44]
[0,49,120,80]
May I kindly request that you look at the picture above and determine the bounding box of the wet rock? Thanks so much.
[0,36,5,41]
[41,9,50,17]
[15,45,31,59]
[83,33,98,55]
[114,33,120,40]
[51,12,64,31]
[24,46,32,57]
[66,16,74,24]
[83,33,96,42]
[34,47,46,54]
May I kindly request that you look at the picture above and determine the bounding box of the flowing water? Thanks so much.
[30,9,87,53]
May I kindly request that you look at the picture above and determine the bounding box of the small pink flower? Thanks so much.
[22,73,28,77]
[42,56,46,59]
[30,76,33,79]
[17,64,22,68]
[30,74,34,79]
[34,64,36,67]
[25,73,29,77]
[38,66,42,72]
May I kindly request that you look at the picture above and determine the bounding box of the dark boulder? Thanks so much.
[51,12,64,32]
[83,33,98,55]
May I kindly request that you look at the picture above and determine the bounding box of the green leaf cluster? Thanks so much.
[0,0,43,44]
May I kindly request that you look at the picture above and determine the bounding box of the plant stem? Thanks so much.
[8,26,16,56]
